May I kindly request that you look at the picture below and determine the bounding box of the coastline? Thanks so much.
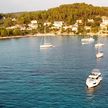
[0,33,108,40]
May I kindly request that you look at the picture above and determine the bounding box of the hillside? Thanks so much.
[0,3,108,37]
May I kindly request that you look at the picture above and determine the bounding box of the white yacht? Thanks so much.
[86,69,102,88]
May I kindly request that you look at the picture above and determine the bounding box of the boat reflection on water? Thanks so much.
[86,87,96,95]
[86,87,96,100]
[86,84,101,100]
[87,82,102,93]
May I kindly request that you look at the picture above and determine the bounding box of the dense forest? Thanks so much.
[0,3,108,36]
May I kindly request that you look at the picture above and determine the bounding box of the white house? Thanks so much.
[12,18,16,22]
[53,21,63,29]
[6,24,27,31]
[44,22,51,26]
[20,25,26,30]
[100,23,107,30]
[28,20,38,29]
[72,23,78,32]
[31,20,37,24]
[87,19,94,23]
[100,16,108,30]
[3,17,6,20]
[84,26,91,31]
[6,24,20,29]
[101,16,108,25]
[63,25,72,30]
[76,20,82,24]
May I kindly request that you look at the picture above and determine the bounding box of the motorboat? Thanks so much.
[86,69,102,88]
[40,43,53,48]
[95,43,104,48]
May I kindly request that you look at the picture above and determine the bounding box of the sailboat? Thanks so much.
[95,36,104,58]
[81,29,94,45]
[40,24,54,48]
[96,46,104,58]
[95,33,104,48]
[40,37,53,48]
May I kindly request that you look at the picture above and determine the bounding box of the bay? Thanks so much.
[0,36,108,108]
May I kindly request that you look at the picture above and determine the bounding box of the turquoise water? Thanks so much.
[0,36,108,108]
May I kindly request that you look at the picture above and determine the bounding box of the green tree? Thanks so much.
[4,17,13,27]
[0,28,8,37]
[37,22,44,33]
[13,29,21,36]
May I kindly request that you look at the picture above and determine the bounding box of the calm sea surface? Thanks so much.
[0,36,108,108]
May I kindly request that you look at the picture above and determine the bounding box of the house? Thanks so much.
[76,20,82,24]
[53,21,63,29]
[100,23,107,30]
[12,18,16,22]
[6,24,20,29]
[6,24,27,31]
[20,24,26,30]
[84,26,91,31]
[3,17,6,20]
[63,25,72,30]
[28,20,38,29]
[101,16,108,25]
[72,23,78,32]
[44,22,51,26]
[31,20,37,24]
[87,19,94,23]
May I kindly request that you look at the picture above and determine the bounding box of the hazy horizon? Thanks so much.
[0,0,108,13]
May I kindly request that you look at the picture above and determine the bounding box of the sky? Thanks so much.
[0,0,108,13]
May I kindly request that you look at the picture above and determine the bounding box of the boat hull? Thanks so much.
[81,38,94,42]
[96,53,104,58]
[81,38,94,44]
[86,77,102,88]
[40,43,54,48]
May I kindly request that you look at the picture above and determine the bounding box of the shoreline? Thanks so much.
[0,33,108,40]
